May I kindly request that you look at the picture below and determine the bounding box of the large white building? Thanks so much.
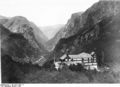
[57,52,98,71]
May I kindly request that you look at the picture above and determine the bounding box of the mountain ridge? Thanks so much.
[0,16,48,50]
[54,0,120,66]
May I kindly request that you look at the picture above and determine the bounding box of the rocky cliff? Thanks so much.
[46,12,83,51]
[54,0,120,65]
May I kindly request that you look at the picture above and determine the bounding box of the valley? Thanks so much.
[1,0,120,83]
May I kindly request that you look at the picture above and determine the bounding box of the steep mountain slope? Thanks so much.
[63,12,83,38]
[45,12,83,51]
[30,22,48,44]
[1,24,44,63]
[45,26,65,51]
[54,0,120,65]
[0,24,46,83]
[1,16,48,49]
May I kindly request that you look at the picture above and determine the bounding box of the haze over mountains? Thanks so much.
[45,12,83,51]
[0,15,7,19]
[2,16,48,43]
[0,15,65,41]
[40,24,64,39]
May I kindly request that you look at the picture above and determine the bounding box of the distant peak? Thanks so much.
[71,12,83,18]
[14,16,26,19]
[11,16,29,22]
[99,0,120,1]
[0,15,7,19]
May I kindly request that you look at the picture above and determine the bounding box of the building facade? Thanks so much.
[57,52,98,71]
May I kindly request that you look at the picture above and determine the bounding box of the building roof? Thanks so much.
[60,54,67,60]
[60,52,92,60]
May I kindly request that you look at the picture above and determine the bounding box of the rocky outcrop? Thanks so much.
[63,12,83,38]
[54,0,120,65]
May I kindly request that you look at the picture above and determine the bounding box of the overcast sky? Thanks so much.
[0,0,99,27]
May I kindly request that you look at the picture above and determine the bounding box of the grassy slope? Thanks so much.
[21,66,120,83]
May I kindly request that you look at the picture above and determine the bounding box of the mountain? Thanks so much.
[54,0,120,66]
[30,22,48,44]
[1,24,46,63]
[62,12,83,38]
[0,15,6,19]
[0,15,8,25]
[45,12,83,51]
[44,26,65,51]
[1,24,43,82]
[1,16,48,48]
[45,27,64,51]
[40,24,64,51]
[40,24,64,39]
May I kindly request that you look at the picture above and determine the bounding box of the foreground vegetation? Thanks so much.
[20,63,120,83]
[2,55,120,83]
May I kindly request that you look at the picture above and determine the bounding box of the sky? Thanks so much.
[0,0,99,27]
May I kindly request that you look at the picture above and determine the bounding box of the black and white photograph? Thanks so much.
[0,0,120,84]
